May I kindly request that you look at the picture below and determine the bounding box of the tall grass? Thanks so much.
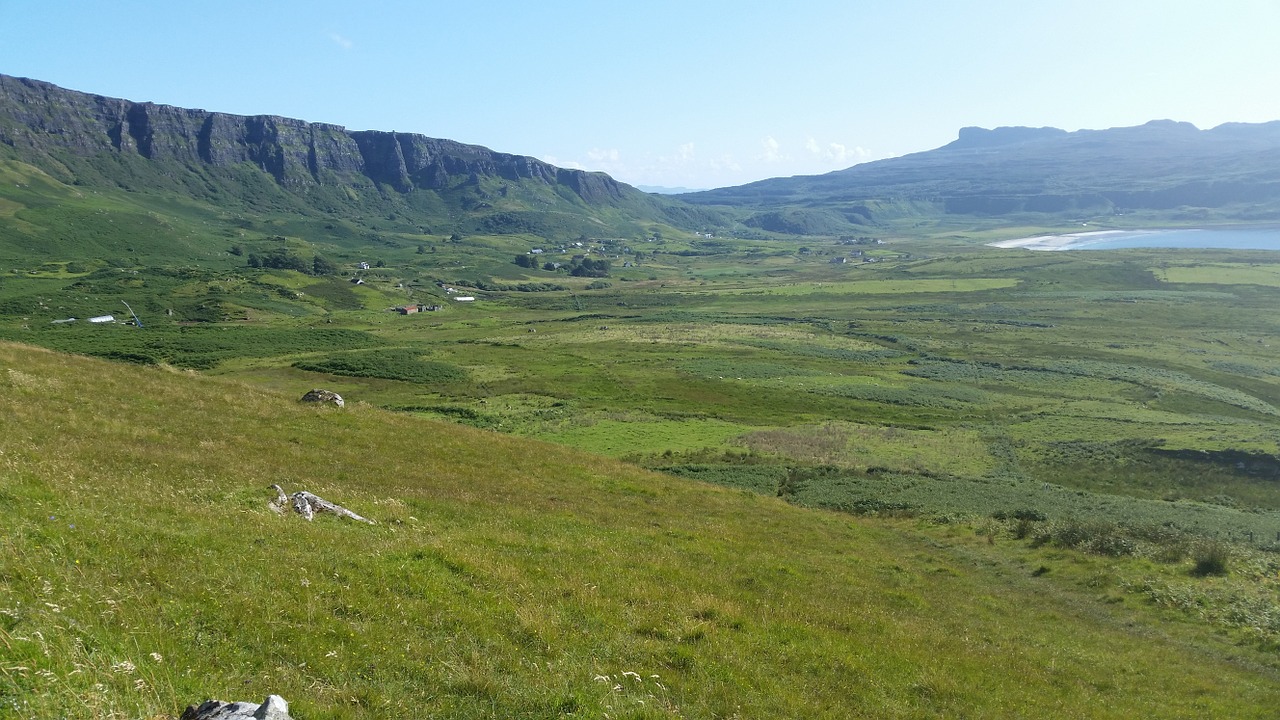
[4,342,1279,718]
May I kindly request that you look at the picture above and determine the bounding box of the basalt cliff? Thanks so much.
[0,74,710,237]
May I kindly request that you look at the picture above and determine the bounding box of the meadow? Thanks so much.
[3,167,1280,716]
[4,343,1280,719]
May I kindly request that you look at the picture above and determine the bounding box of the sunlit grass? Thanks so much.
[530,414,750,456]
[1155,263,1280,286]
[677,277,1020,296]
[5,342,1280,718]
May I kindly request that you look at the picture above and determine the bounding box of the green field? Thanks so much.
[5,343,1280,719]
[4,162,1280,717]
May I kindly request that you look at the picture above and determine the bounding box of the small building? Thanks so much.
[88,315,115,324]
[350,277,364,284]
[395,305,418,314]
[358,261,371,270]
[454,296,475,302]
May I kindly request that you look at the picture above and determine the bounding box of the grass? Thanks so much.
[5,150,1280,716]
[1155,263,1280,287]
[680,277,1021,296]
[3,342,1280,719]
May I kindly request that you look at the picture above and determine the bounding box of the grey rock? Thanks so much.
[180,694,291,720]
[299,389,344,408]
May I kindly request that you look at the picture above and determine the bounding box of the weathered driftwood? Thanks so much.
[180,694,291,720]
[269,484,374,524]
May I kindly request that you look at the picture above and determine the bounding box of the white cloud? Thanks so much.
[758,135,788,162]
[805,137,821,154]
[587,148,620,163]
[708,153,742,173]
[825,142,870,163]
[329,33,354,50]
[541,155,586,170]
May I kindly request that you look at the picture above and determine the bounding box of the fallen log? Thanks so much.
[269,484,375,524]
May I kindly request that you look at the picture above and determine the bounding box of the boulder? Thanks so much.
[299,389,344,408]
[180,695,291,720]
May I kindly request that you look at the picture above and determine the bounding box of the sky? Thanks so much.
[2,0,1279,190]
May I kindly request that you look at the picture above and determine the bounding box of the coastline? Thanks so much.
[987,230,1139,251]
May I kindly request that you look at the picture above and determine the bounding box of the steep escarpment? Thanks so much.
[0,74,706,236]
[0,74,616,196]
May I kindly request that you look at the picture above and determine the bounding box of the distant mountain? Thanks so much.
[681,120,1280,230]
[0,74,721,240]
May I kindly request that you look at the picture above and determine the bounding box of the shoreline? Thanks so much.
[987,229,1142,251]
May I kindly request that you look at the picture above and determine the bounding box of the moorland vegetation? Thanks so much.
[2,75,1280,717]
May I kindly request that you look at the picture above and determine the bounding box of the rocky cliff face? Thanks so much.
[0,74,625,203]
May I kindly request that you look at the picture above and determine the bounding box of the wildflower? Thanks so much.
[149,653,163,663]
[111,660,136,674]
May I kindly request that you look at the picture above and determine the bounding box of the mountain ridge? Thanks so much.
[0,74,618,199]
[0,74,722,239]
[680,119,1280,227]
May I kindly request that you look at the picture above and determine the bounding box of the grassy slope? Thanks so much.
[2,342,1279,719]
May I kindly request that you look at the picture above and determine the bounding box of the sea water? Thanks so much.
[1073,227,1280,251]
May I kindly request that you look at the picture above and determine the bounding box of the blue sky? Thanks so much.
[3,0,1278,189]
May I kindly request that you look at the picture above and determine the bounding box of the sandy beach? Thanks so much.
[987,230,1134,251]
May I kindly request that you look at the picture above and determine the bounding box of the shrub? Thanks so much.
[1191,541,1231,577]
[1031,519,1137,557]
[294,349,467,385]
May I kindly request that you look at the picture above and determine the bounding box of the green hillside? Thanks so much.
[0,74,727,247]
[682,122,1280,231]
[3,342,1280,719]
[5,72,1280,719]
